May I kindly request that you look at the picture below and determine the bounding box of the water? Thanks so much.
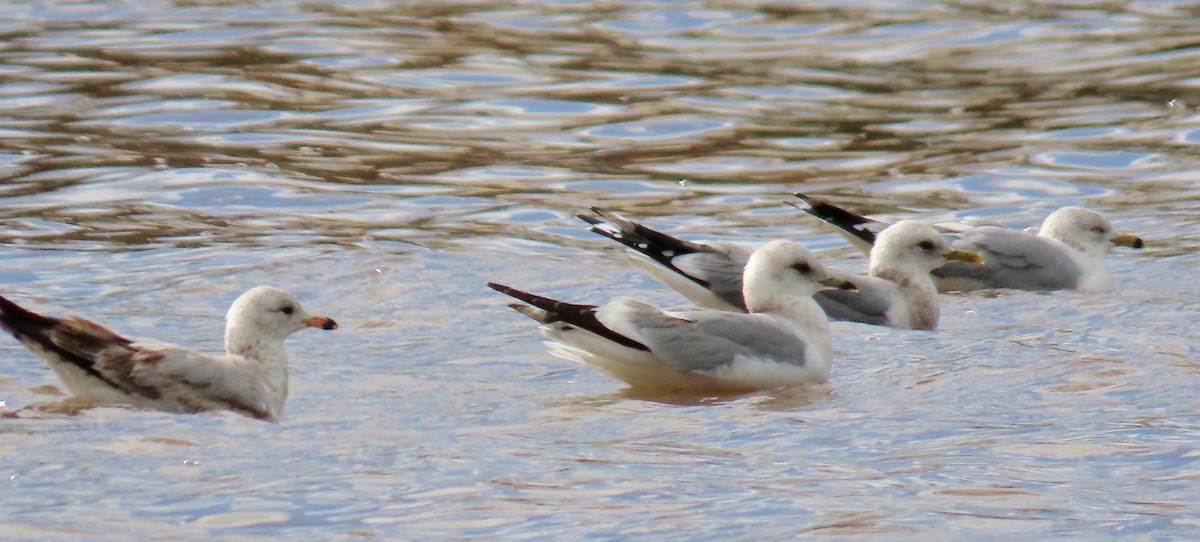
[0,1,1197,539]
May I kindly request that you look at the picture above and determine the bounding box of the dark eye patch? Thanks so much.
[279,305,295,316]
[918,240,935,251]
[792,262,812,274]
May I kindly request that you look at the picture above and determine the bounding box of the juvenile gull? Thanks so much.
[813,220,983,330]
[489,240,852,392]
[578,209,982,330]
[0,286,337,421]
[794,194,1144,292]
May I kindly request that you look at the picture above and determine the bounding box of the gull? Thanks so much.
[577,209,983,330]
[489,240,852,392]
[0,286,337,421]
[793,194,1144,292]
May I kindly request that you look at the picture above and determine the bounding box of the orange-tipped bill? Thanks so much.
[306,315,338,330]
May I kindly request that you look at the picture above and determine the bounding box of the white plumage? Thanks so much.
[490,240,851,393]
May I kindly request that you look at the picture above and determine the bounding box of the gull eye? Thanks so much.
[917,240,935,251]
[792,262,813,274]
[1091,226,1105,234]
[279,305,295,316]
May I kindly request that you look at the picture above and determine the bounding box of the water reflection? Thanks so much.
[0,0,1198,540]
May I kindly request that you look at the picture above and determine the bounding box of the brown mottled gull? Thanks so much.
[0,286,337,421]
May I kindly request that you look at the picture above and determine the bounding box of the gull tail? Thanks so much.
[487,282,649,351]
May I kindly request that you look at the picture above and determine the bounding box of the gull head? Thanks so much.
[871,220,984,274]
[226,286,338,347]
[1040,207,1144,257]
[743,240,851,312]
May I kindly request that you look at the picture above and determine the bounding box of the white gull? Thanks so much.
[489,240,852,392]
[794,194,1144,293]
[578,210,982,330]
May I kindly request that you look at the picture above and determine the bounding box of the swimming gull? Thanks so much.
[794,194,1144,292]
[489,240,853,392]
[578,209,983,330]
[811,220,983,330]
[0,286,337,421]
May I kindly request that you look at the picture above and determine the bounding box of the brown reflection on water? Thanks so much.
[0,3,1197,236]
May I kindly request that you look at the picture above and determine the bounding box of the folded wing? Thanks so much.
[599,300,809,373]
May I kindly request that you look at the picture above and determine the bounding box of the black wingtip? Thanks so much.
[490,282,567,324]
[488,282,554,313]
[792,193,833,221]
[490,282,546,321]
[487,281,518,298]
[487,282,649,351]
[790,193,878,246]
[575,209,625,244]
[575,211,602,226]
[575,211,717,290]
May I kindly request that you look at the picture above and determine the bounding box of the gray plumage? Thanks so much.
[580,210,979,330]
[932,227,1084,290]
[599,301,811,373]
[491,240,848,392]
[814,275,900,327]
[670,247,751,310]
[795,196,1144,293]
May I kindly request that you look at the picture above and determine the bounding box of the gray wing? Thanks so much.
[933,227,1082,290]
[813,274,895,326]
[670,243,751,310]
[606,302,808,372]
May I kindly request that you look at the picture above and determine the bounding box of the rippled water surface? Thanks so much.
[1,1,1198,539]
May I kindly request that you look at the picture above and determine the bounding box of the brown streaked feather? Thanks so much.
[57,316,132,348]
[126,349,271,419]
[96,346,165,401]
[0,296,172,402]
[51,317,167,401]
[0,296,131,394]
